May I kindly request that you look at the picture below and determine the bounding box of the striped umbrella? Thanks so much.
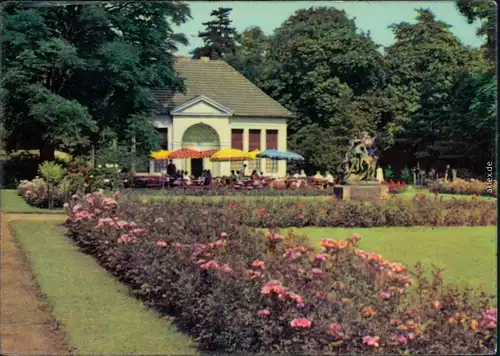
[169,148,205,176]
[200,149,218,158]
[169,148,204,159]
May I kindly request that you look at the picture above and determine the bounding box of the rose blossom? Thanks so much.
[200,260,219,270]
[397,335,408,345]
[251,260,266,270]
[379,292,391,301]
[314,253,329,262]
[154,217,164,224]
[156,240,167,247]
[362,336,380,347]
[290,318,311,328]
[219,264,233,273]
[257,309,271,317]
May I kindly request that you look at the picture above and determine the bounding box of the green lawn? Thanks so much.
[285,226,497,294]
[1,190,64,213]
[11,218,197,355]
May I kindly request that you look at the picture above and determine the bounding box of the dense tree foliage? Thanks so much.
[383,8,495,174]
[3,2,495,178]
[226,26,271,87]
[2,1,190,161]
[251,7,404,174]
[192,7,237,60]
[225,6,494,177]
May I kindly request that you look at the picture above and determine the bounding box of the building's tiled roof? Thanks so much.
[152,58,293,118]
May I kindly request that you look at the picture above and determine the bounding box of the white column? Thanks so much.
[260,130,266,175]
[243,129,249,152]
[149,160,155,174]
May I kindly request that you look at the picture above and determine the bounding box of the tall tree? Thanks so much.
[192,7,237,60]
[456,0,497,61]
[384,9,475,171]
[226,26,271,87]
[2,1,191,161]
[262,7,392,173]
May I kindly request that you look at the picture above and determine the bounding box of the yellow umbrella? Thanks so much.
[210,148,254,162]
[150,150,171,160]
[248,149,261,159]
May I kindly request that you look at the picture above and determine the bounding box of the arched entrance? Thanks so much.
[181,123,220,177]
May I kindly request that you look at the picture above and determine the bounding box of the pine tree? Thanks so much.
[192,7,237,60]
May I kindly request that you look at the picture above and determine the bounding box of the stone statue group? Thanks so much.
[337,131,379,184]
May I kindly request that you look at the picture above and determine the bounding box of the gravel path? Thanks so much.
[0,213,71,355]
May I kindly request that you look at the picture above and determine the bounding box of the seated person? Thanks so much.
[183,171,191,185]
[238,168,246,180]
[230,170,238,183]
[293,172,300,179]
[250,170,260,180]
[314,171,324,180]
[298,170,307,179]
[200,170,207,185]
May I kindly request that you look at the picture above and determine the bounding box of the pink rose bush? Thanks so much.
[64,194,497,354]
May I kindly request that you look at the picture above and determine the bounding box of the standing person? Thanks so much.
[204,169,213,187]
[167,160,176,176]
[241,164,247,177]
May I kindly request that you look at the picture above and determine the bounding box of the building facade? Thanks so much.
[148,57,292,177]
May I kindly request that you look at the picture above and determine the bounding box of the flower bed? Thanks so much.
[384,180,408,194]
[430,179,497,197]
[64,192,496,354]
[131,195,495,228]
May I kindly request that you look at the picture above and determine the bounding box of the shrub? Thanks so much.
[88,164,123,192]
[64,193,497,354]
[39,161,64,209]
[430,179,497,197]
[17,178,64,208]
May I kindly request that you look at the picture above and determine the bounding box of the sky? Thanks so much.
[174,1,485,56]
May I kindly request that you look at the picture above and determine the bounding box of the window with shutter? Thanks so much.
[157,128,168,150]
[231,129,244,172]
[266,130,278,150]
[231,129,244,150]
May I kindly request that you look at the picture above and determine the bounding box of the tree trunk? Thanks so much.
[90,145,96,168]
[39,140,56,162]
[131,135,137,174]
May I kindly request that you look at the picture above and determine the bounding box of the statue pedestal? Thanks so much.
[333,183,388,201]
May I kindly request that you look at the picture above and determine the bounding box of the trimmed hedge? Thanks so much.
[138,186,333,197]
[64,192,497,355]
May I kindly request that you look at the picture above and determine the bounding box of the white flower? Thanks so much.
[98,165,102,168]
[104,179,110,183]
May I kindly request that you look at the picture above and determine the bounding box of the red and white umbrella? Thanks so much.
[169,148,204,159]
